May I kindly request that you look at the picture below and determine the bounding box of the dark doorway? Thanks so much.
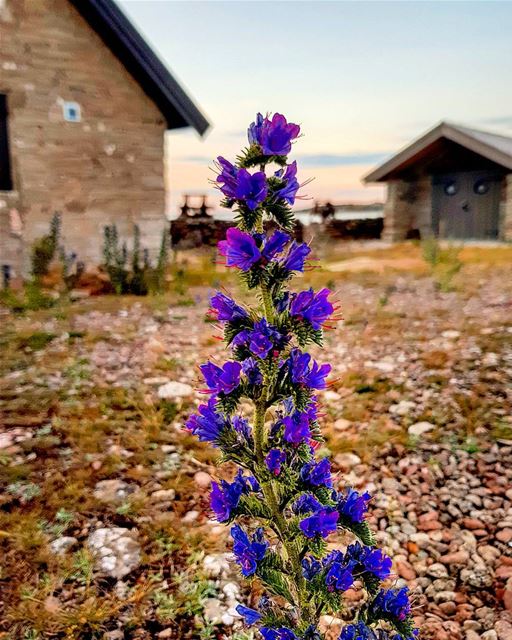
[432,171,501,239]
[0,94,13,191]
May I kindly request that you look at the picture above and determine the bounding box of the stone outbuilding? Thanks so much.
[364,122,512,242]
[0,0,209,282]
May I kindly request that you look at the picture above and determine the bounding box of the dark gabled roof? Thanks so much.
[364,121,512,182]
[69,0,209,135]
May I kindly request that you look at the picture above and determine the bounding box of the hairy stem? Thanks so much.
[250,274,312,626]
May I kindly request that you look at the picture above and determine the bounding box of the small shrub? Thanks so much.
[31,212,61,277]
[422,236,462,292]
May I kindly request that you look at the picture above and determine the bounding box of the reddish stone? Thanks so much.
[504,587,512,612]
[455,603,474,622]
[439,601,457,616]
[497,528,512,543]
[473,529,488,537]
[440,550,470,564]
[396,560,416,581]
[418,520,443,531]
[500,555,512,566]
[496,566,512,580]
[462,517,487,530]
[407,541,419,554]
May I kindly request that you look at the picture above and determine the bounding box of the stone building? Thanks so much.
[364,122,512,242]
[0,0,208,282]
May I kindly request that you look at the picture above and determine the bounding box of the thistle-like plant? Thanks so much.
[187,113,419,640]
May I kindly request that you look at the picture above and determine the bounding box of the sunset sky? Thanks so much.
[119,0,512,217]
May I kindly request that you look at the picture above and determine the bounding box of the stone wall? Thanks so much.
[382,178,433,241]
[0,0,167,278]
[500,175,512,242]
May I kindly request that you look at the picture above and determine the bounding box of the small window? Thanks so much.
[0,94,13,191]
[473,179,490,195]
[444,180,458,196]
[63,101,81,123]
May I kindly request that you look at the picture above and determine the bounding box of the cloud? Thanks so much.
[295,152,390,167]
[177,152,391,167]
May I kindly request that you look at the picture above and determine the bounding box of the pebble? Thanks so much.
[157,381,193,399]
[408,421,435,437]
[87,527,141,579]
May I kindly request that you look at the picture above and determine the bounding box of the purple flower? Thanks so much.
[275,161,300,205]
[339,622,380,640]
[292,493,323,515]
[282,411,311,444]
[324,555,355,592]
[274,292,290,313]
[186,397,226,444]
[235,168,268,210]
[345,541,392,581]
[248,112,301,156]
[200,360,242,394]
[218,228,261,271]
[260,628,299,640]
[231,525,268,576]
[300,458,333,488]
[290,288,334,330]
[337,488,371,524]
[210,469,259,522]
[216,157,268,210]
[233,415,252,441]
[262,230,290,260]
[265,449,287,476]
[288,349,331,390]
[210,292,248,322]
[283,241,311,272]
[216,156,239,199]
[302,556,322,580]
[236,604,261,625]
[249,322,274,358]
[300,507,339,539]
[242,357,263,385]
[370,587,412,623]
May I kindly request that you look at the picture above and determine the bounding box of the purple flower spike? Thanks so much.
[218,228,261,271]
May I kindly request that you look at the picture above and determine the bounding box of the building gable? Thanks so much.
[364,122,512,183]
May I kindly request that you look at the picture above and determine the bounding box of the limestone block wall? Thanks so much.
[500,174,512,242]
[382,178,433,241]
[0,0,167,277]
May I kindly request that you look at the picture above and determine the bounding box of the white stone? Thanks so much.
[50,536,77,555]
[365,360,395,372]
[334,452,361,469]
[408,421,435,437]
[157,381,193,399]
[151,489,176,502]
[203,553,231,578]
[389,400,416,416]
[87,527,141,579]
[442,330,460,339]
[333,418,351,432]
[93,479,135,504]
